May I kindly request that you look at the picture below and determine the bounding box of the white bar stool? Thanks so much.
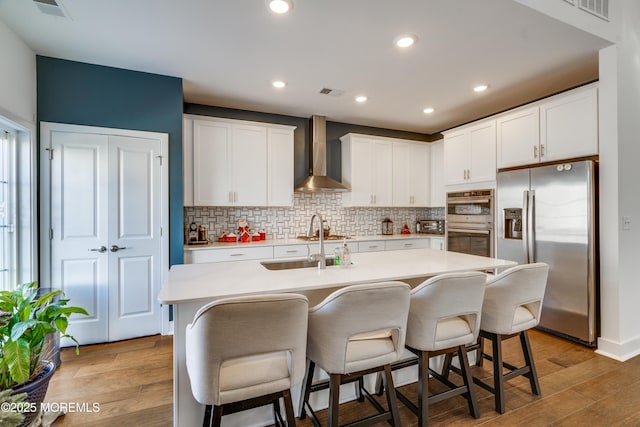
[388,271,487,426]
[471,262,549,414]
[298,281,411,427]
[185,293,308,427]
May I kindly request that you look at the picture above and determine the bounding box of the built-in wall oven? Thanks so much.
[446,189,494,257]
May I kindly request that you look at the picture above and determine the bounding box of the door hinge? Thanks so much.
[45,148,54,160]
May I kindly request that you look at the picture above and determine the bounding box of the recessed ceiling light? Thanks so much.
[423,107,435,114]
[394,34,417,48]
[355,95,368,103]
[473,84,488,92]
[272,80,287,88]
[267,0,293,14]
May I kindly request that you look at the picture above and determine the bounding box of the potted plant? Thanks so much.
[0,282,88,426]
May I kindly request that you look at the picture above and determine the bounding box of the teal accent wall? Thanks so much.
[37,56,184,265]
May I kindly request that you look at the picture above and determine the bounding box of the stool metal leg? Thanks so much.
[491,333,506,414]
[328,374,341,427]
[282,389,297,427]
[457,345,480,419]
[298,359,315,420]
[520,330,541,396]
[418,350,429,427]
[211,405,223,427]
[382,364,401,426]
[203,404,213,427]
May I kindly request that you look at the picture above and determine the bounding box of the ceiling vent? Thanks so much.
[578,0,609,20]
[318,88,344,97]
[33,0,69,18]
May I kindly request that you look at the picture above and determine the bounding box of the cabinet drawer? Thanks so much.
[358,241,385,252]
[385,239,430,251]
[273,245,309,258]
[190,246,274,263]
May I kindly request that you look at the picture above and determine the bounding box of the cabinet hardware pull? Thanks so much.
[540,144,545,158]
[230,253,244,257]
[534,145,538,158]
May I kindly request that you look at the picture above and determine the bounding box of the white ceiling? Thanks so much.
[0,0,611,134]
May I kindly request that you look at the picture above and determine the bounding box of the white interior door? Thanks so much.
[42,123,168,345]
[107,135,162,341]
[49,131,110,345]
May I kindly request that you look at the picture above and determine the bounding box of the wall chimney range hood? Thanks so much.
[295,115,349,192]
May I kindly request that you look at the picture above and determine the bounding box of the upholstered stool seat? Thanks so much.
[185,293,308,427]
[299,281,411,427]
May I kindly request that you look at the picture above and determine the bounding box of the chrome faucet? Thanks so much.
[307,212,326,269]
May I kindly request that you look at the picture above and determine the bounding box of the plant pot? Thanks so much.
[11,361,56,427]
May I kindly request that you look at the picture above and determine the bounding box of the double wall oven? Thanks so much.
[446,189,494,258]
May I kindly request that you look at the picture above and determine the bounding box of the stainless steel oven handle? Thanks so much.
[446,198,491,205]
[447,228,490,235]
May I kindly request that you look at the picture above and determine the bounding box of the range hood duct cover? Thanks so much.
[295,115,349,192]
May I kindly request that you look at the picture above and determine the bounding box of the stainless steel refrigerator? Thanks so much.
[496,160,598,346]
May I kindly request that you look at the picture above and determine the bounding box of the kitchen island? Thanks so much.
[159,248,516,427]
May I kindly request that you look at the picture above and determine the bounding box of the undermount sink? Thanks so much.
[261,257,337,270]
[296,235,351,241]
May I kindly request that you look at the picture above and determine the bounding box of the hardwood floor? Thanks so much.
[45,330,640,426]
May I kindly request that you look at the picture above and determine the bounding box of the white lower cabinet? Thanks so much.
[185,238,431,264]
[385,239,430,251]
[188,246,274,264]
[430,238,445,251]
[358,240,386,252]
[273,245,309,259]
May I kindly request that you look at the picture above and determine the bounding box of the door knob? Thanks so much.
[110,245,127,252]
[90,246,107,253]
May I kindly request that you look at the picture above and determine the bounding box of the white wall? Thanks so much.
[0,18,36,126]
[517,0,640,360]
[0,19,37,284]
[597,0,640,360]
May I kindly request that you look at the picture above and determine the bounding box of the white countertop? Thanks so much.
[159,248,515,304]
[184,233,444,251]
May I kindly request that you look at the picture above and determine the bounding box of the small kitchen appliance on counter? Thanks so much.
[418,219,445,235]
[186,222,209,245]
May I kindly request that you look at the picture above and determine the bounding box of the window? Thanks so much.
[0,127,16,290]
[0,114,34,292]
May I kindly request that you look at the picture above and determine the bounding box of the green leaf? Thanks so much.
[9,320,37,342]
[4,339,30,385]
[49,306,90,317]
[54,317,68,335]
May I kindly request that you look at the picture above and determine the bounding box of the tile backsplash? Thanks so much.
[184,193,444,241]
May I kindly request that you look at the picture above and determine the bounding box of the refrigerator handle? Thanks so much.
[523,190,529,263]
[528,190,536,263]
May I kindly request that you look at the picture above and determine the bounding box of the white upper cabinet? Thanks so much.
[341,133,393,207]
[267,127,295,206]
[540,85,598,162]
[496,106,541,169]
[193,119,234,206]
[444,120,496,186]
[393,141,430,207]
[497,84,598,169]
[429,139,445,206]
[231,124,268,206]
[186,116,295,207]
